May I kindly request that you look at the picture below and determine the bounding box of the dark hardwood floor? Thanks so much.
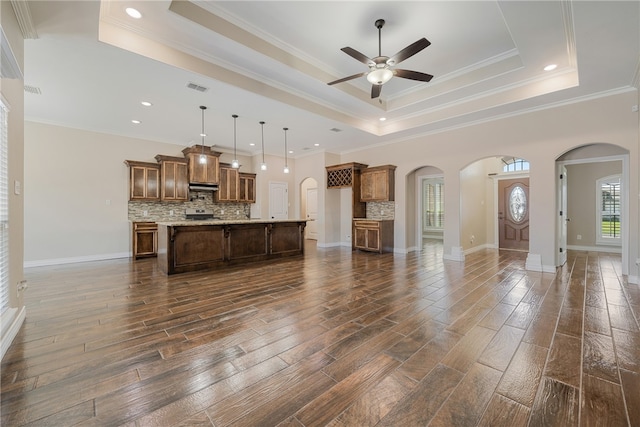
[2,241,638,426]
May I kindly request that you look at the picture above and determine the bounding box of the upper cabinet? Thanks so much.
[360,165,396,202]
[124,160,160,201]
[239,173,256,203]
[182,145,221,185]
[155,155,189,201]
[217,164,240,202]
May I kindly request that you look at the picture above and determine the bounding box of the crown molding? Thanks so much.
[10,0,38,39]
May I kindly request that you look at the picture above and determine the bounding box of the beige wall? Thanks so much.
[23,92,640,282]
[339,91,639,276]
[460,159,490,251]
[566,160,622,248]
[24,121,255,264]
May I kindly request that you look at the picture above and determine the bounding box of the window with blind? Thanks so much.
[422,178,444,231]
[0,99,8,315]
[596,175,621,246]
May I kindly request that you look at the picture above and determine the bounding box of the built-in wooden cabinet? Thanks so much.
[353,219,394,253]
[326,162,368,218]
[155,155,189,201]
[182,145,221,185]
[124,160,160,201]
[239,173,256,203]
[132,222,157,259]
[360,165,396,202]
[217,164,240,202]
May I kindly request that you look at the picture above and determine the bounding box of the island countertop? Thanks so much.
[156,218,308,226]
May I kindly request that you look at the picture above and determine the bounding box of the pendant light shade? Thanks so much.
[231,114,239,169]
[283,127,289,174]
[259,121,267,171]
[199,106,207,164]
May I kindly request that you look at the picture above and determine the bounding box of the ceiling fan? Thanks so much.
[328,19,434,99]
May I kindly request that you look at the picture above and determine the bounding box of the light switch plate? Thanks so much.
[14,180,21,195]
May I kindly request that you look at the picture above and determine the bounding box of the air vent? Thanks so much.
[24,85,41,95]
[329,128,342,132]
[187,82,209,92]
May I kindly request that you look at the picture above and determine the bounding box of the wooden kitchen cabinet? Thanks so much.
[326,162,368,218]
[132,222,157,259]
[155,155,189,201]
[217,164,240,202]
[353,219,394,253]
[124,160,160,201]
[182,145,221,185]
[360,165,396,202]
[239,173,256,203]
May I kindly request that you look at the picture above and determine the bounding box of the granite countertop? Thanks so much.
[156,219,309,226]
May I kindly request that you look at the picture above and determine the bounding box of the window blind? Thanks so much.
[0,100,8,315]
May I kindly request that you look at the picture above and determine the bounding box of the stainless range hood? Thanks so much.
[189,183,218,192]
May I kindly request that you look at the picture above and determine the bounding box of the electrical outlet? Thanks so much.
[169,210,174,216]
[577,234,582,240]
[236,210,239,215]
[105,199,111,206]
[221,210,224,215]
[470,235,475,244]
[143,210,148,216]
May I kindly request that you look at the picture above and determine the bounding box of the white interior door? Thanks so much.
[269,181,288,219]
[556,164,568,266]
[305,187,318,240]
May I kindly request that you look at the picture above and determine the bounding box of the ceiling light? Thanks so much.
[314,143,320,147]
[544,64,557,71]
[140,101,152,107]
[249,143,255,146]
[379,117,386,121]
[199,106,207,164]
[283,127,289,174]
[125,7,142,19]
[131,119,141,124]
[367,68,393,85]
[260,121,267,171]
[231,114,239,169]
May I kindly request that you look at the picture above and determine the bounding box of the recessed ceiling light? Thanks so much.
[288,150,294,154]
[544,64,557,71]
[140,101,152,107]
[249,143,255,146]
[314,143,320,147]
[131,119,141,124]
[125,7,142,19]
[379,117,387,121]
[200,133,207,137]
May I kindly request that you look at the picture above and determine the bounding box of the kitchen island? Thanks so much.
[156,219,307,274]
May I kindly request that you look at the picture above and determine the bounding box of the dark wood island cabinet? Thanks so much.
[157,220,307,274]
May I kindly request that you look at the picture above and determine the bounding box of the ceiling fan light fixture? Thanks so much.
[367,68,393,85]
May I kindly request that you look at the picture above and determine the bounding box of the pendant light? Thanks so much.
[231,114,239,169]
[283,127,290,174]
[259,121,267,171]
[199,106,207,164]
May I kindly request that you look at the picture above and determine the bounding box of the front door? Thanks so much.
[498,178,530,250]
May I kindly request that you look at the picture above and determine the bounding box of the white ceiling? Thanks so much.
[23,1,640,158]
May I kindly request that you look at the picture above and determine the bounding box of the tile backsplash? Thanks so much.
[366,201,395,220]
[128,191,250,222]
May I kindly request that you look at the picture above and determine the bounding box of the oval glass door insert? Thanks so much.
[509,185,527,223]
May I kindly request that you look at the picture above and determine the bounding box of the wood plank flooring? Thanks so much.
[2,242,638,426]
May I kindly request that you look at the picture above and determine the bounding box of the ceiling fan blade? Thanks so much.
[394,69,434,82]
[341,47,375,66]
[388,38,431,65]
[327,72,367,86]
[371,84,382,99]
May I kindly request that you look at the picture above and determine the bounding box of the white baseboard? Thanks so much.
[1,306,26,361]
[24,252,130,268]
[443,246,465,262]
[464,243,493,255]
[316,242,346,248]
[525,253,542,272]
[567,244,622,254]
[628,275,638,285]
